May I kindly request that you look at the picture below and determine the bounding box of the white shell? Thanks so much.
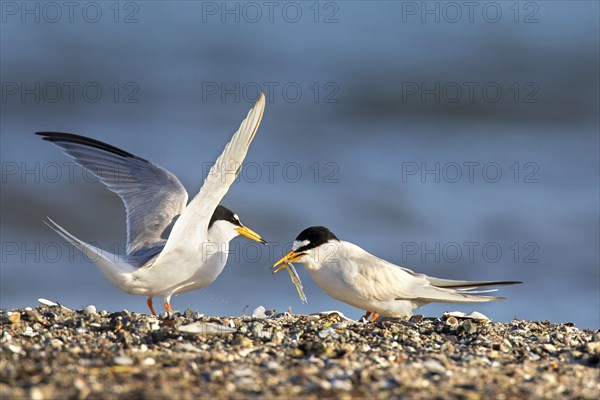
[178,322,236,335]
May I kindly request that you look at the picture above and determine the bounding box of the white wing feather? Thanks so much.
[157,93,266,258]
[341,244,504,303]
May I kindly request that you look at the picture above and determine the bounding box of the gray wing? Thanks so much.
[36,132,189,256]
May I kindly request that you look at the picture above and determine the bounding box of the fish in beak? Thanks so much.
[272,250,305,274]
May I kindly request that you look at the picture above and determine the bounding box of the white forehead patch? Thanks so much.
[292,240,310,251]
[233,214,239,221]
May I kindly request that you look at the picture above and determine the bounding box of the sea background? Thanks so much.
[1,1,598,328]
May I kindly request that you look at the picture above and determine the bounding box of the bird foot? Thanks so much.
[361,311,379,323]
[147,298,157,316]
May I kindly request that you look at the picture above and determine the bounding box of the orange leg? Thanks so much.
[146,297,157,316]
[362,311,372,321]
[369,312,379,323]
[164,301,173,313]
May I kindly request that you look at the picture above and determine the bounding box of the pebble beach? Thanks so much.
[1,302,598,399]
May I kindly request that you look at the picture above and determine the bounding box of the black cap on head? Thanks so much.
[209,205,241,228]
[295,226,339,252]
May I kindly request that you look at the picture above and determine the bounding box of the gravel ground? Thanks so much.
[1,302,598,399]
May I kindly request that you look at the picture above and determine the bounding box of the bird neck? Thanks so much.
[207,220,238,244]
[302,240,346,271]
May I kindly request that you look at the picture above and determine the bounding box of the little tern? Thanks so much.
[273,226,521,322]
[38,93,267,315]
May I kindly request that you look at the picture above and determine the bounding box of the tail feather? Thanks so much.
[412,286,505,304]
[44,218,137,286]
[409,278,521,304]
[427,277,522,289]
[455,288,500,294]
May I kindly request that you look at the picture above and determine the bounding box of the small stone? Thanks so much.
[233,368,255,378]
[423,359,446,375]
[74,378,90,398]
[441,342,455,354]
[332,322,347,330]
[23,309,49,326]
[232,335,253,347]
[542,343,558,353]
[318,328,338,339]
[7,344,22,354]
[113,355,134,366]
[500,340,512,353]
[83,305,97,315]
[264,361,280,370]
[463,320,478,334]
[150,321,160,331]
[29,388,44,400]
[22,327,36,337]
[259,331,272,340]
[6,311,20,324]
[331,379,353,391]
[587,342,600,354]
[252,306,267,319]
[175,343,198,352]
[1,332,12,343]
[310,380,332,391]
[142,357,156,366]
[250,323,264,337]
[409,314,423,323]
[291,330,304,341]
[271,331,284,344]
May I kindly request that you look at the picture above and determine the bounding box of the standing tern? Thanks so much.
[37,93,267,315]
[273,226,521,322]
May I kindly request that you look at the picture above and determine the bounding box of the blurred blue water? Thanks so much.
[1,2,598,328]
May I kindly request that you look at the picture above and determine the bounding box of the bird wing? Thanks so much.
[347,249,510,303]
[155,93,266,259]
[421,276,521,289]
[344,251,424,302]
[36,132,188,256]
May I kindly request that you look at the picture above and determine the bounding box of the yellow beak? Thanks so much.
[235,226,267,245]
[272,250,305,274]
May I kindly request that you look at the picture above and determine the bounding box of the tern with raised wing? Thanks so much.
[273,226,521,322]
[38,93,267,315]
